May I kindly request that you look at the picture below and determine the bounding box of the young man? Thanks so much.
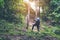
[32,17,40,31]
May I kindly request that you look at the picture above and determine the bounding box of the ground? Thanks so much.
[0,20,60,40]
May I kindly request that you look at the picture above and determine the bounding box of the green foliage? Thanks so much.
[0,0,25,34]
[0,37,11,40]
[0,19,15,34]
[0,0,60,40]
[46,0,60,25]
[0,0,4,7]
[54,29,60,35]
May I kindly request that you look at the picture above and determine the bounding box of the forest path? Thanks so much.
[0,23,57,40]
[21,20,52,32]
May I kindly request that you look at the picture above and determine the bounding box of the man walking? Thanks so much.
[32,17,40,31]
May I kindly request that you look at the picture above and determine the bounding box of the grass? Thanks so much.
[8,22,60,40]
[0,19,60,40]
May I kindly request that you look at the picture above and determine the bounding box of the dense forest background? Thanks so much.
[0,0,60,40]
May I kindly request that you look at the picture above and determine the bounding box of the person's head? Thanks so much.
[36,17,40,21]
[37,17,40,19]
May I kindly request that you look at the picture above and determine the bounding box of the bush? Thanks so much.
[54,30,60,35]
[0,37,11,40]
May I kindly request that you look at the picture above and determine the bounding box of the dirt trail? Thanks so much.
[0,34,58,40]
[0,34,36,40]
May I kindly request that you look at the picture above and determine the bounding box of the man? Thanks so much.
[32,17,40,31]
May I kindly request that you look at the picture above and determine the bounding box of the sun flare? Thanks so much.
[30,2,36,11]
[23,0,43,13]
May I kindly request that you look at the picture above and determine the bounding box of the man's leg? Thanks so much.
[32,24,35,31]
[37,25,40,31]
